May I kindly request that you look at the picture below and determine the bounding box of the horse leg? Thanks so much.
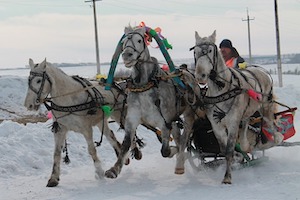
[211,123,227,153]
[169,122,180,158]
[83,127,105,179]
[222,127,239,184]
[47,126,67,187]
[161,126,173,158]
[105,120,138,179]
[239,121,251,152]
[175,118,194,175]
[96,120,131,165]
[131,135,143,160]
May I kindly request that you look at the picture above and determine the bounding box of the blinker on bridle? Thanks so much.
[28,70,52,103]
[190,42,224,89]
[123,32,146,53]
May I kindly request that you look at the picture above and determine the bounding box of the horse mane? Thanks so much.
[46,62,68,76]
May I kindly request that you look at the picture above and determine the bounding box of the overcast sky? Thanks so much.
[0,0,299,68]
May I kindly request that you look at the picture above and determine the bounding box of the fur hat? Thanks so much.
[219,39,233,49]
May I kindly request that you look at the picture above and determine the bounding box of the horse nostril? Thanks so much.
[201,74,206,79]
[122,52,133,58]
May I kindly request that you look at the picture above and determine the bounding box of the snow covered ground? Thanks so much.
[0,66,300,200]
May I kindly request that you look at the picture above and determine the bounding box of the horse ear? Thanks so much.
[136,26,146,35]
[40,58,47,69]
[195,31,201,42]
[124,26,129,34]
[29,58,35,69]
[210,30,216,43]
[124,26,133,34]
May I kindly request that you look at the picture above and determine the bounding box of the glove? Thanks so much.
[238,62,247,69]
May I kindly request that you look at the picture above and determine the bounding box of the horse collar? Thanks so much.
[127,80,156,93]
[129,59,159,92]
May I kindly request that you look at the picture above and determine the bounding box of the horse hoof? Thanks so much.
[222,178,232,184]
[124,158,130,165]
[132,147,142,160]
[105,169,118,179]
[161,147,171,158]
[134,151,142,160]
[46,179,59,187]
[95,169,105,179]
[175,168,185,175]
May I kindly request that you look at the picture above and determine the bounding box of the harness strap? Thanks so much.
[44,76,106,113]
[72,76,105,105]
[44,100,100,113]
[201,87,245,105]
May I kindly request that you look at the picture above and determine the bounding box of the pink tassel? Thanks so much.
[47,111,53,119]
[247,89,262,101]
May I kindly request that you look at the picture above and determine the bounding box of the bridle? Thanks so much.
[28,70,52,104]
[190,42,228,90]
[190,42,219,72]
[122,32,147,62]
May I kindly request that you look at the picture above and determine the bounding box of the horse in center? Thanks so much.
[104,25,199,178]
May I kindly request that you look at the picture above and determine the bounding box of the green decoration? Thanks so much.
[101,105,113,117]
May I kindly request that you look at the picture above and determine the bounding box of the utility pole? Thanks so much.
[85,0,101,75]
[242,8,254,65]
[274,0,283,87]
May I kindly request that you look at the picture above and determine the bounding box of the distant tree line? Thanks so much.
[269,68,300,75]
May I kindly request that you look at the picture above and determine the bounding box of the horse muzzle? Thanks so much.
[24,97,41,111]
[25,103,40,111]
[197,82,208,89]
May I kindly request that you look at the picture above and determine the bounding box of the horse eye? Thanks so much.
[209,49,212,53]
[138,39,142,43]
[36,79,41,84]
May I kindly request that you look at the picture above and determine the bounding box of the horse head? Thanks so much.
[191,30,222,85]
[121,26,150,68]
[24,58,52,111]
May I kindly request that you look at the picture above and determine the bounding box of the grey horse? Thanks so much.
[191,30,283,184]
[24,58,140,187]
[105,25,198,178]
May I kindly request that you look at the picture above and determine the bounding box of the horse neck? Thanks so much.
[131,53,157,86]
[208,52,232,94]
[46,66,82,98]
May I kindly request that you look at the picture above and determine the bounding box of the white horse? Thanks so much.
[104,25,197,178]
[191,30,284,184]
[24,58,138,187]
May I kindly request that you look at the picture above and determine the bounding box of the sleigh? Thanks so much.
[187,106,299,171]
